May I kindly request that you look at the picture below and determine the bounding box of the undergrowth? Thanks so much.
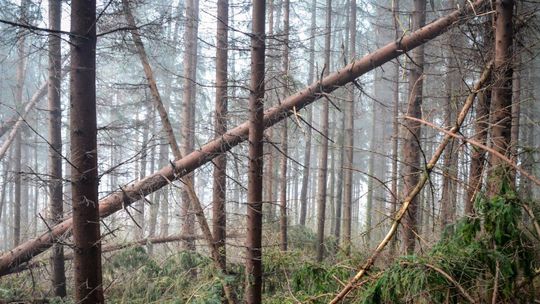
[358,184,539,303]
[0,187,537,303]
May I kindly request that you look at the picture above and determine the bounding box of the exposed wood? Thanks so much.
[0,0,488,277]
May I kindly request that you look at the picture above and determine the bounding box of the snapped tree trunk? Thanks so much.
[0,0,488,277]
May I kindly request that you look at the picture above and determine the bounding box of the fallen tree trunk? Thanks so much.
[328,61,493,304]
[8,233,243,274]
[0,0,487,276]
[0,81,48,161]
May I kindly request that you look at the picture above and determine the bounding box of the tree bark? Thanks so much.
[341,0,356,254]
[13,0,28,248]
[180,0,200,251]
[299,0,316,227]
[213,0,229,271]
[70,0,104,301]
[244,0,265,302]
[316,0,332,263]
[401,0,426,254]
[279,0,290,252]
[440,0,461,230]
[47,0,65,297]
[389,0,400,255]
[488,0,514,197]
[0,0,488,276]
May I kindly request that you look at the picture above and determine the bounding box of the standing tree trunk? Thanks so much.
[465,20,493,214]
[70,0,104,301]
[13,0,29,247]
[316,0,332,262]
[180,0,200,251]
[279,0,290,252]
[244,0,265,301]
[299,0,316,227]
[213,0,228,270]
[440,0,461,230]
[48,0,65,297]
[401,0,425,254]
[389,0,400,255]
[488,0,514,196]
[341,0,356,254]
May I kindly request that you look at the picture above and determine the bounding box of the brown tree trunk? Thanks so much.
[466,86,491,213]
[401,0,426,254]
[342,0,355,254]
[180,0,199,251]
[48,0,65,297]
[244,0,265,301]
[299,0,316,227]
[440,0,461,230]
[487,0,514,197]
[70,0,104,301]
[13,0,28,247]
[0,1,488,276]
[316,0,332,262]
[389,0,400,255]
[279,0,290,252]
[213,0,228,271]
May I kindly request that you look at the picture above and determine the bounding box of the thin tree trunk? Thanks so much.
[244,0,265,301]
[299,0,316,227]
[70,0,104,301]
[279,0,290,252]
[48,0,65,297]
[316,0,332,262]
[389,0,400,255]
[0,1,488,275]
[213,0,229,271]
[13,0,28,247]
[180,0,200,251]
[441,0,461,230]
[401,0,426,254]
[341,0,356,254]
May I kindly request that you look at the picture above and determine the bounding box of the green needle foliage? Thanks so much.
[359,184,538,304]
